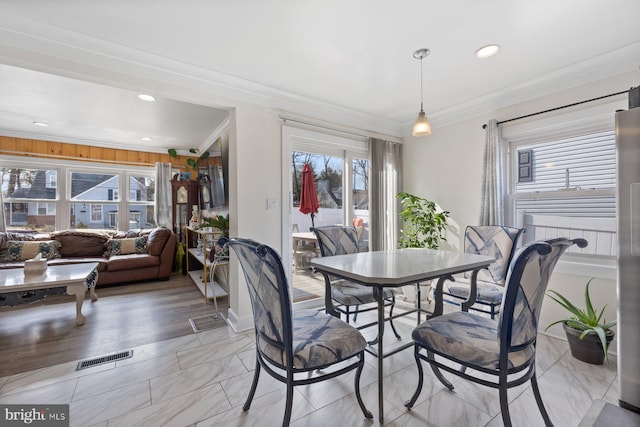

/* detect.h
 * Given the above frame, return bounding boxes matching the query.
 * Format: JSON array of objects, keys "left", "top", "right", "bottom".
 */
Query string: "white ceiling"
[{"left": 0, "top": 1, "right": 639, "bottom": 151}]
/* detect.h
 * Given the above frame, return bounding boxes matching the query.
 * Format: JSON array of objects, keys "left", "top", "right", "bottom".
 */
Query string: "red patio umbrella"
[{"left": 299, "top": 163, "right": 319, "bottom": 227}]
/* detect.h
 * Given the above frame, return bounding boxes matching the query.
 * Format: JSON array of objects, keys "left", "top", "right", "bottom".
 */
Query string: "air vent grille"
[{"left": 76, "top": 350, "right": 133, "bottom": 370}]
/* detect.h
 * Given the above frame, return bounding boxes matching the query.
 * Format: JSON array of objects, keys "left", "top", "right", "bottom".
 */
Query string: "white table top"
[
  {"left": 310, "top": 248, "right": 493, "bottom": 287},
  {"left": 0, "top": 262, "right": 99, "bottom": 291},
  {"left": 292, "top": 232, "right": 317, "bottom": 241}
]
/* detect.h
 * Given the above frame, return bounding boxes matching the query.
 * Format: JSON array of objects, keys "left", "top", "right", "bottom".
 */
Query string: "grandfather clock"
[{"left": 171, "top": 174, "right": 198, "bottom": 247}]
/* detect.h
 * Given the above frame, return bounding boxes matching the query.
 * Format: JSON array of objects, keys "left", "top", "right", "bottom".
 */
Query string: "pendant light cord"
[{"left": 419, "top": 57, "right": 424, "bottom": 112}]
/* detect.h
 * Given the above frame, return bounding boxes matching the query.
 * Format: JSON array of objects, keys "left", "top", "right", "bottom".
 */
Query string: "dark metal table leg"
[{"left": 376, "top": 286, "right": 385, "bottom": 423}]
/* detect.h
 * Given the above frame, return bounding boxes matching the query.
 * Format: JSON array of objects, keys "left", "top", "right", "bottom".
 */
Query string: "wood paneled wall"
[{"left": 0, "top": 136, "right": 220, "bottom": 179}]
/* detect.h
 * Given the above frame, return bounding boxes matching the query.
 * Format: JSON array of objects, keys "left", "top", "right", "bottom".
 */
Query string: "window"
[
  {"left": 108, "top": 189, "right": 119, "bottom": 201},
  {"left": 1, "top": 168, "right": 57, "bottom": 231},
  {"left": 0, "top": 157, "right": 156, "bottom": 231},
  {"left": 90, "top": 204, "right": 103, "bottom": 222},
  {"left": 508, "top": 130, "right": 616, "bottom": 257},
  {"left": 46, "top": 171, "right": 57, "bottom": 189}
]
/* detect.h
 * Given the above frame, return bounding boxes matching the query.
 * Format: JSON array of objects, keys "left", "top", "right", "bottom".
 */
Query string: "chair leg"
[
  {"left": 531, "top": 372, "right": 554, "bottom": 427},
  {"left": 427, "top": 350, "right": 454, "bottom": 391},
  {"left": 243, "top": 357, "right": 261, "bottom": 411},
  {"left": 355, "top": 352, "right": 373, "bottom": 418},
  {"left": 499, "top": 375, "right": 512, "bottom": 427},
  {"left": 405, "top": 345, "right": 424, "bottom": 409},
  {"left": 387, "top": 296, "right": 401, "bottom": 339},
  {"left": 345, "top": 305, "right": 350, "bottom": 323},
  {"left": 282, "top": 376, "right": 294, "bottom": 427},
  {"left": 353, "top": 305, "right": 359, "bottom": 322}
]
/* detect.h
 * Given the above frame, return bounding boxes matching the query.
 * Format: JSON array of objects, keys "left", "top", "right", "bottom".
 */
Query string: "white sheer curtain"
[
  {"left": 154, "top": 162, "right": 173, "bottom": 229},
  {"left": 479, "top": 119, "right": 506, "bottom": 225},
  {"left": 369, "top": 138, "right": 402, "bottom": 251}
]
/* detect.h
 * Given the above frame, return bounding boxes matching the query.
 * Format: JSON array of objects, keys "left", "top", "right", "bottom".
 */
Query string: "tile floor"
[{"left": 0, "top": 302, "right": 619, "bottom": 427}]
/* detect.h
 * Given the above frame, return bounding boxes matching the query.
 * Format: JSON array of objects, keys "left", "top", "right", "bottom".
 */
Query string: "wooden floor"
[{"left": 0, "top": 274, "right": 226, "bottom": 378}]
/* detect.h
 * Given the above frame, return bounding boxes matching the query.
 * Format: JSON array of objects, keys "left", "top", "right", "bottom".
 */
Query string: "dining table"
[{"left": 310, "top": 247, "right": 493, "bottom": 423}]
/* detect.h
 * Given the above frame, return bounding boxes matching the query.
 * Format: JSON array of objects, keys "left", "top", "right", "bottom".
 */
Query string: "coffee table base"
[{"left": 66, "top": 283, "right": 98, "bottom": 325}]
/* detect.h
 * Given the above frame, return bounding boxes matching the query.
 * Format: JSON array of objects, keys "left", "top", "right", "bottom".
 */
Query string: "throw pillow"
[
  {"left": 105, "top": 236, "right": 148, "bottom": 257},
  {"left": 1, "top": 240, "right": 61, "bottom": 261}
]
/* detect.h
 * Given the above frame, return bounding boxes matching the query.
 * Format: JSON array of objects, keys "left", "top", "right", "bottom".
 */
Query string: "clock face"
[{"left": 177, "top": 186, "right": 188, "bottom": 204}]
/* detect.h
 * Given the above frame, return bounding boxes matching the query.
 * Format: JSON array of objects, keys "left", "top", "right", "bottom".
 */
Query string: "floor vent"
[
  {"left": 189, "top": 314, "right": 227, "bottom": 333},
  {"left": 76, "top": 350, "right": 133, "bottom": 370}
]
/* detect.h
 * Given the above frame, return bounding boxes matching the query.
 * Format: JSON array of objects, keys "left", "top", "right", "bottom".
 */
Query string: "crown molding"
[
  {"left": 419, "top": 42, "right": 640, "bottom": 132},
  {"left": 0, "top": 13, "right": 637, "bottom": 140},
  {"left": 0, "top": 13, "right": 404, "bottom": 137}
]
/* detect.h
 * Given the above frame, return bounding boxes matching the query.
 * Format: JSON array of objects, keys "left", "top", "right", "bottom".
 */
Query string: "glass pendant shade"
[{"left": 412, "top": 110, "right": 431, "bottom": 136}]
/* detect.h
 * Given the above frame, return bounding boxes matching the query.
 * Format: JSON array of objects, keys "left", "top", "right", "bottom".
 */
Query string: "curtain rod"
[
  {"left": 279, "top": 115, "right": 369, "bottom": 138},
  {"left": 481, "top": 89, "right": 630, "bottom": 129}
]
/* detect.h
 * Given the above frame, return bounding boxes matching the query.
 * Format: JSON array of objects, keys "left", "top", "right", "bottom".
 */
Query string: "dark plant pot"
[{"left": 563, "top": 322, "right": 614, "bottom": 365}]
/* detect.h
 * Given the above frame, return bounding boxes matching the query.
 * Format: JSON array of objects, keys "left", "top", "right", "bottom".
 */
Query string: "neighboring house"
[{"left": 5, "top": 171, "right": 149, "bottom": 230}]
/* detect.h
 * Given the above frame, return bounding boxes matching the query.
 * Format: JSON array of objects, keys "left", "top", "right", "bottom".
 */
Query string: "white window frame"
[
  {"left": 0, "top": 155, "right": 156, "bottom": 231},
  {"left": 502, "top": 101, "right": 622, "bottom": 279},
  {"left": 282, "top": 125, "right": 370, "bottom": 308}
]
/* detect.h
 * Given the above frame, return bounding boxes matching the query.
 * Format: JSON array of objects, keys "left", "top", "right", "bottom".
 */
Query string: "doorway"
[{"left": 282, "top": 126, "right": 370, "bottom": 306}]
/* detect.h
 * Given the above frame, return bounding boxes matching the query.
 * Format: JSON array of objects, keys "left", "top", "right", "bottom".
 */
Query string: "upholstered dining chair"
[
  {"left": 405, "top": 237, "right": 587, "bottom": 427},
  {"left": 311, "top": 225, "right": 401, "bottom": 342},
  {"left": 441, "top": 225, "right": 524, "bottom": 318},
  {"left": 228, "top": 238, "right": 372, "bottom": 427}
]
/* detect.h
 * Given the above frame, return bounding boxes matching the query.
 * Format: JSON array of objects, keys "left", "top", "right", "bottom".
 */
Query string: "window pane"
[
  {"left": 70, "top": 172, "right": 118, "bottom": 202},
  {"left": 130, "top": 175, "right": 155, "bottom": 202},
  {"left": 1, "top": 168, "right": 57, "bottom": 231},
  {"left": 352, "top": 157, "right": 369, "bottom": 249},
  {"left": 129, "top": 204, "right": 155, "bottom": 229},
  {"left": 510, "top": 130, "right": 616, "bottom": 257},
  {"left": 70, "top": 203, "right": 117, "bottom": 229},
  {"left": 292, "top": 152, "right": 343, "bottom": 210},
  {"left": 515, "top": 131, "right": 615, "bottom": 194},
  {"left": 1, "top": 168, "right": 57, "bottom": 200}
]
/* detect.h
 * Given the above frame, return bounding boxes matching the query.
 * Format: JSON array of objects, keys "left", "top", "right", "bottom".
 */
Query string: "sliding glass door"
[{"left": 283, "top": 126, "right": 369, "bottom": 306}]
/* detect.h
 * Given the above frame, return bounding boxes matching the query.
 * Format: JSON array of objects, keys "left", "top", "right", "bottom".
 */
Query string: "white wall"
[
  {"left": 402, "top": 70, "right": 638, "bottom": 350},
  {"left": 225, "top": 103, "right": 284, "bottom": 331}
]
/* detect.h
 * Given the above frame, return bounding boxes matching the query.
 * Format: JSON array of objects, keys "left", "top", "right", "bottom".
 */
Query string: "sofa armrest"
[{"left": 157, "top": 232, "right": 177, "bottom": 279}]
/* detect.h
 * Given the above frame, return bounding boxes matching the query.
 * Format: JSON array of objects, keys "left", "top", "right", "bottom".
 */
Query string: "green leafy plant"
[
  {"left": 397, "top": 191, "right": 450, "bottom": 249},
  {"left": 200, "top": 214, "right": 229, "bottom": 236},
  {"left": 167, "top": 148, "right": 210, "bottom": 171},
  {"left": 545, "top": 278, "right": 616, "bottom": 360}
]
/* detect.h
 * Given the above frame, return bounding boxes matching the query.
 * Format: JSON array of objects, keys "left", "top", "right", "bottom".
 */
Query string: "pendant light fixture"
[{"left": 412, "top": 48, "right": 432, "bottom": 137}]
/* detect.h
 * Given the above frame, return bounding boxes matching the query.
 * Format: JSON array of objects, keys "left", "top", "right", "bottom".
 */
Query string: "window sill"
[{"left": 553, "top": 255, "right": 616, "bottom": 280}]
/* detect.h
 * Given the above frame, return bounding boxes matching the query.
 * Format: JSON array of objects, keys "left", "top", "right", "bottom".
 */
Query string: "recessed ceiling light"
[
  {"left": 137, "top": 94, "right": 156, "bottom": 102},
  {"left": 475, "top": 44, "right": 500, "bottom": 59},
  {"left": 141, "top": 137, "right": 152, "bottom": 141},
  {"left": 32, "top": 121, "right": 49, "bottom": 127}
]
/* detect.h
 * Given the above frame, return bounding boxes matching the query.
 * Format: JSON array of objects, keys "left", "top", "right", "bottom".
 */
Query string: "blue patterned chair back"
[
  {"left": 498, "top": 238, "right": 586, "bottom": 350},
  {"left": 228, "top": 238, "right": 292, "bottom": 363},
  {"left": 464, "top": 225, "right": 524, "bottom": 285},
  {"left": 311, "top": 226, "right": 360, "bottom": 256}
]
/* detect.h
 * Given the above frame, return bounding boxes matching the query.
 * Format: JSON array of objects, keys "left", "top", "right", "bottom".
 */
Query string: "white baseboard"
[{"left": 227, "top": 308, "right": 254, "bottom": 333}]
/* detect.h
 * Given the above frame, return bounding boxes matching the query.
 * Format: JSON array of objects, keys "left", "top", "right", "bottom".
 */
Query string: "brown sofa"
[{"left": 0, "top": 227, "right": 176, "bottom": 286}]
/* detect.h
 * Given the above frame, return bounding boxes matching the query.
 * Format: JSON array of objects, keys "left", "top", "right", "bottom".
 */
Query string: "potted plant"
[
  {"left": 168, "top": 148, "right": 210, "bottom": 171},
  {"left": 199, "top": 214, "right": 230, "bottom": 260},
  {"left": 397, "top": 191, "right": 450, "bottom": 249},
  {"left": 396, "top": 191, "right": 450, "bottom": 302},
  {"left": 545, "top": 278, "right": 616, "bottom": 364}
]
